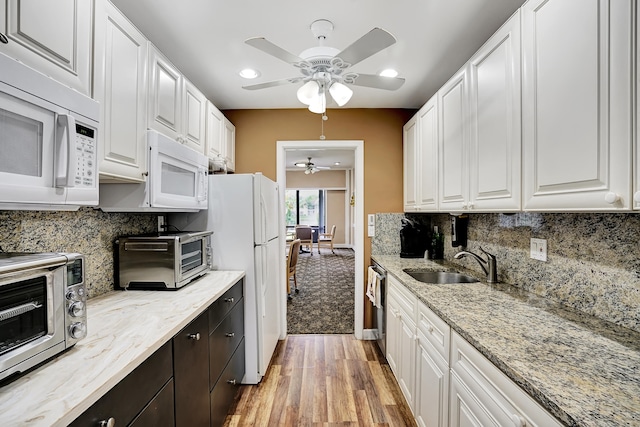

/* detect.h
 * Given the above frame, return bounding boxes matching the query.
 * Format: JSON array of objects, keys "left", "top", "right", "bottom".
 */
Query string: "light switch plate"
[
  {"left": 368, "top": 214, "right": 375, "bottom": 226},
  {"left": 530, "top": 238, "right": 547, "bottom": 262},
  {"left": 367, "top": 225, "right": 375, "bottom": 237}
]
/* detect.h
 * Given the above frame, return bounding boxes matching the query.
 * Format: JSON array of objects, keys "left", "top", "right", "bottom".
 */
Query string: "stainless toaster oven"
[{"left": 115, "top": 231, "right": 212, "bottom": 290}]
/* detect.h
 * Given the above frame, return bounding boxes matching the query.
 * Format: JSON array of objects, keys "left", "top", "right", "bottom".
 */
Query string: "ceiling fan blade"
[
  {"left": 242, "top": 77, "right": 303, "bottom": 90},
  {"left": 349, "top": 73, "right": 405, "bottom": 91},
  {"left": 335, "top": 28, "right": 396, "bottom": 67},
  {"left": 245, "top": 37, "right": 305, "bottom": 65}
]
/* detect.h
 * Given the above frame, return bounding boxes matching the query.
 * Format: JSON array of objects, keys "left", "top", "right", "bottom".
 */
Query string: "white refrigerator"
[{"left": 170, "top": 173, "right": 281, "bottom": 384}]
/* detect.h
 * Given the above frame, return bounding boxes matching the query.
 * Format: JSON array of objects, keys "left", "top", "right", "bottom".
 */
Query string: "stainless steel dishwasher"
[{"left": 370, "top": 260, "right": 387, "bottom": 355}]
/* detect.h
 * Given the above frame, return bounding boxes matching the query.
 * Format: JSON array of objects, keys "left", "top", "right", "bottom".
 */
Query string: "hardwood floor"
[{"left": 224, "top": 335, "right": 417, "bottom": 427}]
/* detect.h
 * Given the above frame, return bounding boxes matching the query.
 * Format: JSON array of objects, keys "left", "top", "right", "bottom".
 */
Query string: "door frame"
[{"left": 277, "top": 140, "right": 364, "bottom": 339}]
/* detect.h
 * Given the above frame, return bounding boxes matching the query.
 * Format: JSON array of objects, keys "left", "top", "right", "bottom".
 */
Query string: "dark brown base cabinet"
[{"left": 71, "top": 279, "right": 244, "bottom": 426}]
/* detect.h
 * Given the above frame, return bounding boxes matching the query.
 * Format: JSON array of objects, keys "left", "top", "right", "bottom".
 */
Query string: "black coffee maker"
[{"left": 400, "top": 218, "right": 429, "bottom": 258}]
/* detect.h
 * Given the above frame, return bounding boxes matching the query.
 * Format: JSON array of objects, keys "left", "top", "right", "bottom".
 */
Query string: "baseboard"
[{"left": 361, "top": 329, "right": 379, "bottom": 340}]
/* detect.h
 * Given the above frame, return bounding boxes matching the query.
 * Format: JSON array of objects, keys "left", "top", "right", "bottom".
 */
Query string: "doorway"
[{"left": 277, "top": 140, "right": 364, "bottom": 339}]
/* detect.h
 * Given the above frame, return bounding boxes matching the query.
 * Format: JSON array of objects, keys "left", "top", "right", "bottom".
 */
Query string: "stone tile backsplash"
[
  {"left": 373, "top": 212, "right": 640, "bottom": 333},
  {"left": 0, "top": 208, "right": 156, "bottom": 298}
]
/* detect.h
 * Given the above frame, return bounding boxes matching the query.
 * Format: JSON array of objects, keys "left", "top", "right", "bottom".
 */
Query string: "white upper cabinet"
[
  {"left": 223, "top": 118, "right": 236, "bottom": 172},
  {"left": 0, "top": 0, "right": 93, "bottom": 96},
  {"left": 417, "top": 96, "right": 439, "bottom": 211},
  {"left": 148, "top": 44, "right": 183, "bottom": 141},
  {"left": 468, "top": 11, "right": 521, "bottom": 212},
  {"left": 183, "top": 79, "right": 207, "bottom": 154},
  {"left": 438, "top": 67, "right": 469, "bottom": 212},
  {"left": 403, "top": 115, "right": 418, "bottom": 211},
  {"left": 94, "top": 0, "right": 148, "bottom": 183},
  {"left": 148, "top": 44, "right": 207, "bottom": 154},
  {"left": 635, "top": 3, "right": 640, "bottom": 211},
  {"left": 522, "top": 0, "right": 633, "bottom": 211}
]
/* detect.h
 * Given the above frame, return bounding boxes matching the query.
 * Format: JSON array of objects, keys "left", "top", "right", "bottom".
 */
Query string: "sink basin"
[{"left": 403, "top": 269, "right": 479, "bottom": 284}]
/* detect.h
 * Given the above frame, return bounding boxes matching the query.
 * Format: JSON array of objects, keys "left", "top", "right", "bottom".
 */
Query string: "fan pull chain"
[{"left": 320, "top": 113, "right": 328, "bottom": 140}]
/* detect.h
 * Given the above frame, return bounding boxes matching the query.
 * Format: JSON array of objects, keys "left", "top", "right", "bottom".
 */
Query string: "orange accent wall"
[{"left": 222, "top": 108, "right": 416, "bottom": 328}]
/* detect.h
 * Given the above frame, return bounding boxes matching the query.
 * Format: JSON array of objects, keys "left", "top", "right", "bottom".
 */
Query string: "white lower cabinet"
[{"left": 385, "top": 279, "right": 562, "bottom": 427}]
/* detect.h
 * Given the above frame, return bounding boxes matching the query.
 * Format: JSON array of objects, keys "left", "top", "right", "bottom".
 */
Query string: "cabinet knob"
[
  {"left": 634, "top": 191, "right": 640, "bottom": 203},
  {"left": 188, "top": 333, "right": 201, "bottom": 341},
  {"left": 0, "top": 33, "right": 8, "bottom": 44},
  {"left": 99, "top": 418, "right": 116, "bottom": 427},
  {"left": 225, "top": 332, "right": 235, "bottom": 338},
  {"left": 427, "top": 325, "right": 434, "bottom": 333},
  {"left": 468, "top": 202, "right": 474, "bottom": 210},
  {"left": 604, "top": 192, "right": 620, "bottom": 204},
  {"left": 511, "top": 413, "right": 526, "bottom": 427},
  {"left": 227, "top": 379, "right": 237, "bottom": 385},
  {"left": 224, "top": 297, "right": 235, "bottom": 303}
]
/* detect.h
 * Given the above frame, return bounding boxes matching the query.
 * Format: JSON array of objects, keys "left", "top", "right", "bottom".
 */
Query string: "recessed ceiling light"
[
  {"left": 294, "top": 162, "right": 306, "bottom": 167},
  {"left": 379, "top": 69, "right": 399, "bottom": 78},
  {"left": 239, "top": 68, "right": 260, "bottom": 79},
  {"left": 334, "top": 162, "right": 341, "bottom": 166}
]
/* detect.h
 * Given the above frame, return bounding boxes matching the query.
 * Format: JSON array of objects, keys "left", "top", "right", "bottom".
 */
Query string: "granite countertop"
[
  {"left": 0, "top": 270, "right": 245, "bottom": 427},
  {"left": 372, "top": 255, "right": 640, "bottom": 427}
]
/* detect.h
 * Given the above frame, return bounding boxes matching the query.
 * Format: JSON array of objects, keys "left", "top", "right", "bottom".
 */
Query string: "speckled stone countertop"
[
  {"left": 0, "top": 270, "right": 245, "bottom": 427},
  {"left": 372, "top": 255, "right": 640, "bottom": 427}
]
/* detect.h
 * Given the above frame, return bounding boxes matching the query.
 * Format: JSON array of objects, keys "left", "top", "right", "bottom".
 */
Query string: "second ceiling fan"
[
  {"left": 295, "top": 157, "right": 331, "bottom": 174},
  {"left": 243, "top": 19, "right": 405, "bottom": 113}
]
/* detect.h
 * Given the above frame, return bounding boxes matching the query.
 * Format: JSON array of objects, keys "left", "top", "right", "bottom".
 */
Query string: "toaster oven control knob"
[
  {"left": 70, "top": 322, "right": 87, "bottom": 339},
  {"left": 69, "top": 301, "right": 85, "bottom": 317},
  {"left": 66, "top": 289, "right": 76, "bottom": 300}
]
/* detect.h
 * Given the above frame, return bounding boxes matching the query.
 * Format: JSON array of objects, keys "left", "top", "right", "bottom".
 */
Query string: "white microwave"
[
  {"left": 0, "top": 53, "right": 99, "bottom": 211},
  {"left": 99, "top": 130, "right": 208, "bottom": 212}
]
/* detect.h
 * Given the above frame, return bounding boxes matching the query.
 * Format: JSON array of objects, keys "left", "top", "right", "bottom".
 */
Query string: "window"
[{"left": 285, "top": 189, "right": 325, "bottom": 227}]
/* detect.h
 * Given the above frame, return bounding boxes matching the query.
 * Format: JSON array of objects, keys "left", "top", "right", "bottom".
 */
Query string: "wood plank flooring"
[{"left": 224, "top": 335, "right": 417, "bottom": 427}]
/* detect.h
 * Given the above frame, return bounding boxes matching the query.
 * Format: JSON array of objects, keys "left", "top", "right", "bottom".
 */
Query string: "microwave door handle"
[
  {"left": 197, "top": 167, "right": 206, "bottom": 202},
  {"left": 55, "top": 114, "right": 77, "bottom": 188}
]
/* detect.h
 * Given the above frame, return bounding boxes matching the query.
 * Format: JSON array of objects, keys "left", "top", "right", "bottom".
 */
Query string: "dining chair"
[
  {"left": 294, "top": 225, "right": 313, "bottom": 255},
  {"left": 286, "top": 239, "right": 301, "bottom": 299},
  {"left": 317, "top": 225, "right": 336, "bottom": 254}
]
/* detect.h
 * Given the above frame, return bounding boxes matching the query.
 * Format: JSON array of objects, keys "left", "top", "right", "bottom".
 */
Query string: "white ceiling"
[{"left": 110, "top": 0, "right": 525, "bottom": 170}]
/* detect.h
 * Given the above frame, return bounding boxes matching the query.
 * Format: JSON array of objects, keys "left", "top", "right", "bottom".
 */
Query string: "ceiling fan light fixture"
[
  {"left": 379, "top": 68, "right": 399, "bottom": 78},
  {"left": 297, "top": 81, "right": 319, "bottom": 105},
  {"left": 329, "top": 82, "right": 353, "bottom": 107},
  {"left": 308, "top": 91, "right": 326, "bottom": 114},
  {"left": 239, "top": 68, "right": 260, "bottom": 79}
]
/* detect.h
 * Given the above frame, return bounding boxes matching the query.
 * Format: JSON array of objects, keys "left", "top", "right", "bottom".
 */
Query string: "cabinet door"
[
  {"left": 438, "top": 67, "right": 469, "bottom": 212},
  {"left": 0, "top": 0, "right": 92, "bottom": 95},
  {"left": 386, "top": 293, "right": 401, "bottom": 376},
  {"left": 449, "top": 372, "right": 493, "bottom": 427},
  {"left": 398, "top": 310, "right": 416, "bottom": 411},
  {"left": 417, "top": 97, "right": 439, "bottom": 211},
  {"left": 183, "top": 79, "right": 207, "bottom": 154},
  {"left": 223, "top": 118, "right": 236, "bottom": 171},
  {"left": 206, "top": 101, "right": 224, "bottom": 159},
  {"left": 522, "top": 0, "right": 632, "bottom": 211},
  {"left": 403, "top": 114, "right": 418, "bottom": 211},
  {"left": 415, "top": 331, "right": 449, "bottom": 427},
  {"left": 94, "top": 0, "right": 148, "bottom": 183},
  {"left": 468, "top": 11, "right": 521, "bottom": 212},
  {"left": 173, "top": 310, "right": 210, "bottom": 426},
  {"left": 148, "top": 44, "right": 182, "bottom": 141}
]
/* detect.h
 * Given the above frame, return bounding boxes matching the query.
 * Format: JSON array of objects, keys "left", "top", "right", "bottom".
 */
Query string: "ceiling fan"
[
  {"left": 243, "top": 19, "right": 405, "bottom": 113},
  {"left": 295, "top": 157, "right": 330, "bottom": 174}
]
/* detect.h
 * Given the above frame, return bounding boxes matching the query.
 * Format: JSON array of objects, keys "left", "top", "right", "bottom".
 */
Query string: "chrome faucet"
[{"left": 454, "top": 247, "right": 498, "bottom": 283}]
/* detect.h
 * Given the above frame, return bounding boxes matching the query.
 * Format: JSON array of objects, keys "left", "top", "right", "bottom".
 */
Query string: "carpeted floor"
[{"left": 286, "top": 248, "right": 355, "bottom": 334}]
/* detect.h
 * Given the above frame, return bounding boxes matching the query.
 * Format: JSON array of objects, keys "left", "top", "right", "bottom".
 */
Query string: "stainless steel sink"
[{"left": 403, "top": 269, "right": 479, "bottom": 284}]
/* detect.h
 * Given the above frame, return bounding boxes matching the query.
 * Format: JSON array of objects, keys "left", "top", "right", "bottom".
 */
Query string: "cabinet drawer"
[
  {"left": 450, "top": 331, "right": 562, "bottom": 427},
  {"left": 388, "top": 275, "right": 417, "bottom": 319},
  {"left": 210, "top": 339, "right": 246, "bottom": 427},
  {"left": 417, "top": 300, "right": 450, "bottom": 361},
  {"left": 209, "top": 298, "right": 244, "bottom": 389},
  {"left": 70, "top": 341, "right": 173, "bottom": 426},
  {"left": 129, "top": 378, "right": 175, "bottom": 427},
  {"left": 209, "top": 279, "right": 243, "bottom": 331}
]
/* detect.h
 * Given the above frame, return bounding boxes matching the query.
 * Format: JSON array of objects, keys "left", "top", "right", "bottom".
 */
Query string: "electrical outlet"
[{"left": 530, "top": 238, "right": 547, "bottom": 262}]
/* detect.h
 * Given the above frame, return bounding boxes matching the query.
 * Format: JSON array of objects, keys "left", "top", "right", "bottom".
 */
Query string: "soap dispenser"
[{"left": 430, "top": 226, "right": 444, "bottom": 259}]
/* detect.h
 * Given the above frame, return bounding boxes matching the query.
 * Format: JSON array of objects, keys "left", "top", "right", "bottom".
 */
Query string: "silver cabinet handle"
[
  {"left": 99, "top": 418, "right": 115, "bottom": 427},
  {"left": 225, "top": 332, "right": 235, "bottom": 338},
  {"left": 227, "top": 379, "right": 236, "bottom": 385},
  {"left": 0, "top": 33, "right": 7, "bottom": 44},
  {"left": 188, "top": 333, "right": 201, "bottom": 341},
  {"left": 224, "top": 297, "right": 234, "bottom": 303}
]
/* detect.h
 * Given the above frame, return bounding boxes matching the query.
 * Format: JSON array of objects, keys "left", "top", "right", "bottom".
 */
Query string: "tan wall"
[
  {"left": 286, "top": 170, "right": 346, "bottom": 188},
  {"left": 223, "top": 108, "right": 416, "bottom": 327}
]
